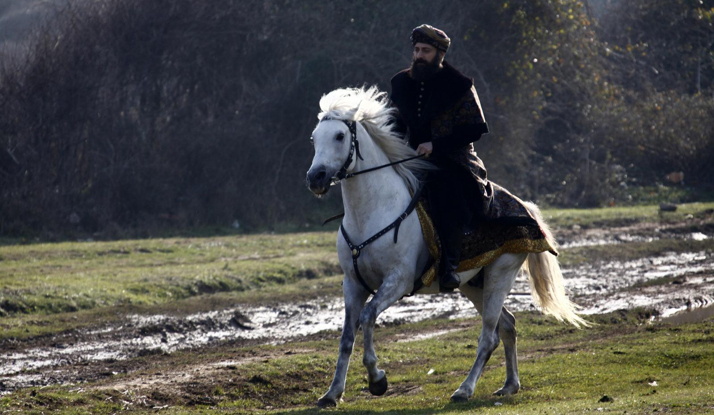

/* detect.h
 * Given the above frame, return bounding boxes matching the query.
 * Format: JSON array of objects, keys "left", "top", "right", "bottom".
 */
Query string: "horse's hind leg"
[
  {"left": 360, "top": 275, "right": 409, "bottom": 396},
  {"left": 494, "top": 307, "right": 520, "bottom": 396},
  {"left": 461, "top": 282, "right": 522, "bottom": 397},
  {"left": 451, "top": 253, "right": 526, "bottom": 402},
  {"left": 317, "top": 278, "right": 370, "bottom": 408}
]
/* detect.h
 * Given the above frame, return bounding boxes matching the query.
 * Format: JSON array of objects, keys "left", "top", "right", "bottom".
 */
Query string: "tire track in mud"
[{"left": 1, "top": 231, "right": 712, "bottom": 393}]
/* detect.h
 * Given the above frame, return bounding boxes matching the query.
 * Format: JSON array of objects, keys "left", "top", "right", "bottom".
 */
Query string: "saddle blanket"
[{"left": 416, "top": 183, "right": 558, "bottom": 287}]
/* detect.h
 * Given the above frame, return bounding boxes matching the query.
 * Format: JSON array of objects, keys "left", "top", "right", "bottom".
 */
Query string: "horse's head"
[{"left": 306, "top": 118, "right": 355, "bottom": 196}]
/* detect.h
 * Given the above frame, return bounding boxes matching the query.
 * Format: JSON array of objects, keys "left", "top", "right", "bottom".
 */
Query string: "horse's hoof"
[
  {"left": 368, "top": 374, "right": 388, "bottom": 396},
  {"left": 493, "top": 382, "right": 520, "bottom": 396},
  {"left": 450, "top": 392, "right": 469, "bottom": 403},
  {"left": 316, "top": 397, "right": 337, "bottom": 408}
]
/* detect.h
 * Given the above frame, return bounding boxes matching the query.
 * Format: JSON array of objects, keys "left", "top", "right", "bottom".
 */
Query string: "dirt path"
[{"left": 1, "top": 222, "right": 712, "bottom": 395}]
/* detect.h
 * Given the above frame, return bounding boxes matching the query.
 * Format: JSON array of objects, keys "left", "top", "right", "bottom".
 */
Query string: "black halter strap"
[{"left": 339, "top": 185, "right": 424, "bottom": 297}]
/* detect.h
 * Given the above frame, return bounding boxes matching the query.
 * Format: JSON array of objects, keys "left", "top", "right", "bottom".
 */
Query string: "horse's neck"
[{"left": 341, "top": 134, "right": 411, "bottom": 237}]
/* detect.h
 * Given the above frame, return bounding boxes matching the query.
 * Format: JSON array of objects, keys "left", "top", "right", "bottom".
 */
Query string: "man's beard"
[{"left": 409, "top": 55, "right": 441, "bottom": 81}]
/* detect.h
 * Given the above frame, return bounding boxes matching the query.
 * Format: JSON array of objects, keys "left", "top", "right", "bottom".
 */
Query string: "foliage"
[
  {"left": 595, "top": 0, "right": 714, "bottom": 194},
  {"left": 0, "top": 0, "right": 712, "bottom": 234}
]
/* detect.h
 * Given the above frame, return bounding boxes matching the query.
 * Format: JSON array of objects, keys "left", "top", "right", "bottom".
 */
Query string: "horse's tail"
[{"left": 522, "top": 202, "right": 589, "bottom": 328}]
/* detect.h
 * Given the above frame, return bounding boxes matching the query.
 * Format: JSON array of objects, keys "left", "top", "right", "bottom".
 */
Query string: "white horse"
[{"left": 306, "top": 86, "right": 587, "bottom": 407}]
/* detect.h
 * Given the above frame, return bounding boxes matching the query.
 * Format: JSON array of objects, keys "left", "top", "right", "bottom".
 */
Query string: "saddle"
[{"left": 416, "top": 183, "right": 558, "bottom": 287}]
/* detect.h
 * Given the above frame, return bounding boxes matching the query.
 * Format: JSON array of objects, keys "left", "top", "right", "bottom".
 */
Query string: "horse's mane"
[{"left": 318, "top": 86, "right": 433, "bottom": 193}]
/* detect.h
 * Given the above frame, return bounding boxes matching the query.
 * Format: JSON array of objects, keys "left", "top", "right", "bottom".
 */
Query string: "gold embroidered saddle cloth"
[{"left": 416, "top": 183, "right": 558, "bottom": 287}]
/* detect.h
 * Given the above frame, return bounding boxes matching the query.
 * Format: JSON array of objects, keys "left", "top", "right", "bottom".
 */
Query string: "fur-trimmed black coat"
[{"left": 390, "top": 61, "right": 493, "bottom": 217}]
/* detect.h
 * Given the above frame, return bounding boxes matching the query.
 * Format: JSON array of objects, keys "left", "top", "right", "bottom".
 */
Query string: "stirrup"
[{"left": 440, "top": 271, "right": 461, "bottom": 290}]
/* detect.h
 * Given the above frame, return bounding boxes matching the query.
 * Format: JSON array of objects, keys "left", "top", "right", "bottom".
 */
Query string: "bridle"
[
  {"left": 311, "top": 115, "right": 427, "bottom": 298},
  {"left": 317, "top": 116, "right": 363, "bottom": 186},
  {"left": 312, "top": 116, "right": 425, "bottom": 186}
]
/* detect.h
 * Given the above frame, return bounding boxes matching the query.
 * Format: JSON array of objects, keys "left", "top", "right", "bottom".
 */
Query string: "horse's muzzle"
[{"left": 306, "top": 166, "right": 331, "bottom": 195}]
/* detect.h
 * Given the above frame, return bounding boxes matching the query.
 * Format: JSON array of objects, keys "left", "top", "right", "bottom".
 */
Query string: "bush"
[{"left": 0, "top": 0, "right": 711, "bottom": 236}]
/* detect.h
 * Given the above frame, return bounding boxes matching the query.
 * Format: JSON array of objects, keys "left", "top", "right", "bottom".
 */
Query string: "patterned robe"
[{"left": 390, "top": 60, "right": 493, "bottom": 218}]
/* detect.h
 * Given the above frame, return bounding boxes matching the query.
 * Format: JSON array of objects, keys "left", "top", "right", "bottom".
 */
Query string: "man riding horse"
[{"left": 390, "top": 24, "right": 492, "bottom": 290}]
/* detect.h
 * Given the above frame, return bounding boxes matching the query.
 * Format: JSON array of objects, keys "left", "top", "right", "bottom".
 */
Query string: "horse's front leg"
[
  {"left": 360, "top": 275, "right": 409, "bottom": 396},
  {"left": 317, "top": 277, "right": 369, "bottom": 408}
]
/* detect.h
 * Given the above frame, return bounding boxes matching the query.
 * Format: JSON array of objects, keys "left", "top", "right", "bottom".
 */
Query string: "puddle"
[
  {"left": 691, "top": 232, "right": 709, "bottom": 241},
  {"left": 559, "top": 234, "right": 659, "bottom": 249},
  {"left": 1, "top": 250, "right": 713, "bottom": 393},
  {"left": 558, "top": 231, "right": 708, "bottom": 249},
  {"left": 661, "top": 303, "right": 714, "bottom": 325},
  {"left": 565, "top": 251, "right": 714, "bottom": 315},
  {"left": 0, "top": 296, "right": 475, "bottom": 381}
]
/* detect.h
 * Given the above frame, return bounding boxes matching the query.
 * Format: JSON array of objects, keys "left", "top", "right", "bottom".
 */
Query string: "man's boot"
[{"left": 440, "top": 228, "right": 463, "bottom": 290}]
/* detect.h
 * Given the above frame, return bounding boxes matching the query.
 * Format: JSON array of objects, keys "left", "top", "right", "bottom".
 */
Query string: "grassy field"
[
  {"left": 1, "top": 202, "right": 713, "bottom": 414},
  {"left": 541, "top": 201, "right": 714, "bottom": 229},
  {"left": 1, "top": 202, "right": 713, "bottom": 341},
  {"left": 1, "top": 309, "right": 713, "bottom": 414},
  {"left": 0, "top": 231, "right": 344, "bottom": 341},
  {"left": 0, "top": 233, "right": 339, "bottom": 312}
]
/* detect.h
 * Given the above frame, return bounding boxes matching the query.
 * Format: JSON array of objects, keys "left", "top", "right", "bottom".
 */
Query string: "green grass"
[
  {"left": 542, "top": 201, "right": 714, "bottom": 229},
  {"left": 0, "top": 233, "right": 339, "bottom": 317},
  {"left": 2, "top": 202, "right": 714, "bottom": 414},
  {"left": 559, "top": 238, "right": 714, "bottom": 267},
  {"left": 1, "top": 202, "right": 713, "bottom": 340},
  {"left": 619, "top": 185, "right": 713, "bottom": 206},
  {"left": 2, "top": 310, "right": 713, "bottom": 414},
  {"left": 0, "top": 274, "right": 345, "bottom": 341}
]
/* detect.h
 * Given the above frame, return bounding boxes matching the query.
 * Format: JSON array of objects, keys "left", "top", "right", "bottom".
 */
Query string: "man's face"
[
  {"left": 409, "top": 42, "right": 443, "bottom": 81},
  {"left": 413, "top": 43, "right": 439, "bottom": 65}
]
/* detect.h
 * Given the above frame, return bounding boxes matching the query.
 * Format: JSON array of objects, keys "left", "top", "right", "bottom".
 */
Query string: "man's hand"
[{"left": 417, "top": 142, "right": 433, "bottom": 156}]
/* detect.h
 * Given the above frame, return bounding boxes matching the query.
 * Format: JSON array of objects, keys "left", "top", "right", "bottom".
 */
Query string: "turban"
[{"left": 410, "top": 24, "right": 450, "bottom": 52}]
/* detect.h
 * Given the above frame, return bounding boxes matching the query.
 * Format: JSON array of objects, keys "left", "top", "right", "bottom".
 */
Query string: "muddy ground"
[{"left": 1, "top": 219, "right": 713, "bottom": 398}]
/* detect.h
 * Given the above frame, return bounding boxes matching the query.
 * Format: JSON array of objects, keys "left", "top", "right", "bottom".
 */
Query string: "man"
[{"left": 390, "top": 24, "right": 492, "bottom": 290}]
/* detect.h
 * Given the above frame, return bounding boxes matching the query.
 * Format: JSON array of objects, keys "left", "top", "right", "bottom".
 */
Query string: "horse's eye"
[
  {"left": 309, "top": 136, "right": 314, "bottom": 145},
  {"left": 336, "top": 133, "right": 345, "bottom": 141}
]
